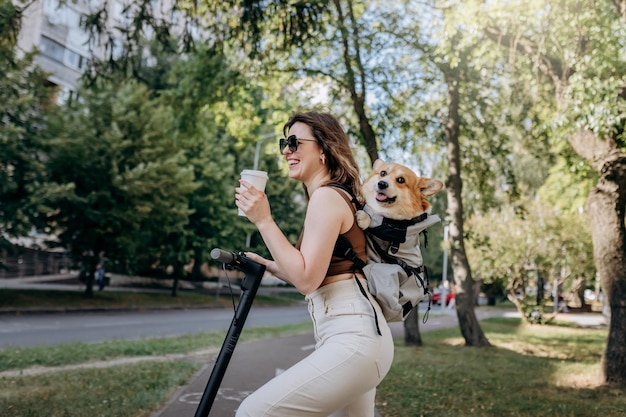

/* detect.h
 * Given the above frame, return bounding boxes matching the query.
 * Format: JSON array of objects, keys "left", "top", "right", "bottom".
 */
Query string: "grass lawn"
[
  {"left": 376, "top": 317, "right": 625, "bottom": 417},
  {"left": 0, "top": 322, "right": 313, "bottom": 417},
  {"left": 0, "top": 287, "right": 304, "bottom": 311}
]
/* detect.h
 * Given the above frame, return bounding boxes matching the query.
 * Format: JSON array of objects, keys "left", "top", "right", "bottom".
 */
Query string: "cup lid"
[{"left": 241, "top": 170, "right": 268, "bottom": 178}]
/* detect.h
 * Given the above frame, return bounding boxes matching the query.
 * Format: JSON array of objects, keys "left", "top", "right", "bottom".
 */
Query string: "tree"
[
  {"left": 47, "top": 6, "right": 306, "bottom": 293},
  {"left": 466, "top": 201, "right": 595, "bottom": 323},
  {"left": 37, "top": 80, "right": 198, "bottom": 296},
  {"left": 478, "top": 0, "right": 626, "bottom": 385},
  {"left": 150, "top": 42, "right": 307, "bottom": 291},
  {"left": 378, "top": 1, "right": 516, "bottom": 347},
  {"left": 0, "top": 1, "right": 57, "bottom": 268}
]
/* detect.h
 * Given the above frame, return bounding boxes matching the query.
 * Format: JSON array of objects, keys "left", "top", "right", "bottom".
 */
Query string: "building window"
[
  {"left": 66, "top": 49, "right": 87, "bottom": 70},
  {"left": 39, "top": 36, "right": 88, "bottom": 70},
  {"left": 39, "top": 36, "right": 65, "bottom": 63}
]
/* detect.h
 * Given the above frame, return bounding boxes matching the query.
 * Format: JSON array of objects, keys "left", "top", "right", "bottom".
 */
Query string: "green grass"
[
  {"left": 0, "top": 322, "right": 313, "bottom": 372},
  {"left": 376, "top": 318, "right": 625, "bottom": 417},
  {"left": 1, "top": 361, "right": 198, "bottom": 417},
  {"left": 0, "top": 288, "right": 304, "bottom": 311},
  {"left": 0, "top": 322, "right": 313, "bottom": 417}
]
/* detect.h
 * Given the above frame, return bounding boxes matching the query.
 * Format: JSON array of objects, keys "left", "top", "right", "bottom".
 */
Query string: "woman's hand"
[
  {"left": 235, "top": 180, "right": 272, "bottom": 226},
  {"left": 243, "top": 252, "right": 282, "bottom": 278}
]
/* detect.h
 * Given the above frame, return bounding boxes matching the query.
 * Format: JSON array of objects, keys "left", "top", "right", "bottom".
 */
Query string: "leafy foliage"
[
  {"left": 1, "top": 4, "right": 56, "bottom": 234},
  {"left": 0, "top": 1, "right": 59, "bottom": 267},
  {"left": 37, "top": 80, "right": 197, "bottom": 275},
  {"left": 466, "top": 201, "right": 595, "bottom": 323}
]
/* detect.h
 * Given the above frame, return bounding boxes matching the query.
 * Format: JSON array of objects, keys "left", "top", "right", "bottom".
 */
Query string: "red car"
[{"left": 431, "top": 290, "right": 455, "bottom": 305}]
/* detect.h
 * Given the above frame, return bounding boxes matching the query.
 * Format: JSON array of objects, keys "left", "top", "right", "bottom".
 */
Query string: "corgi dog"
[
  {"left": 351, "top": 158, "right": 444, "bottom": 321},
  {"left": 356, "top": 159, "right": 444, "bottom": 229}
]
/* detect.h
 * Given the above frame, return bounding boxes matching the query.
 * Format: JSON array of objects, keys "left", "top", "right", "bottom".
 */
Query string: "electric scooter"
[{"left": 194, "top": 248, "right": 266, "bottom": 417}]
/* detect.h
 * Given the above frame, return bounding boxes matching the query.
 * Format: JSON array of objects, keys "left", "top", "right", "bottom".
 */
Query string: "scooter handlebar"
[
  {"left": 210, "top": 248, "right": 266, "bottom": 280},
  {"left": 210, "top": 248, "right": 239, "bottom": 264}
]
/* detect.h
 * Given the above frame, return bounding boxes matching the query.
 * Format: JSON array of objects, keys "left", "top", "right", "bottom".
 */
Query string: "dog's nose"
[{"left": 377, "top": 180, "right": 388, "bottom": 190}]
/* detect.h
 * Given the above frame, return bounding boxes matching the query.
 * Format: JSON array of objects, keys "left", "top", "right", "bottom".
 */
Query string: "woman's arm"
[{"left": 236, "top": 182, "right": 352, "bottom": 294}]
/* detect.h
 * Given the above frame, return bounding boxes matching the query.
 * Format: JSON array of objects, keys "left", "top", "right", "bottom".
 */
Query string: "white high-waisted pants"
[{"left": 236, "top": 278, "right": 394, "bottom": 417}]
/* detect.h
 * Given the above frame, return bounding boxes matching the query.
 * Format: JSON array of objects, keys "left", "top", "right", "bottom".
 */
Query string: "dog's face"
[{"left": 362, "top": 159, "right": 444, "bottom": 220}]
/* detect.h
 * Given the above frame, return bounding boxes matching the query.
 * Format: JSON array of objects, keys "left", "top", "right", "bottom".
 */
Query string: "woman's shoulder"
[
  {"left": 309, "top": 185, "right": 354, "bottom": 210},
  {"left": 310, "top": 185, "right": 342, "bottom": 200}
]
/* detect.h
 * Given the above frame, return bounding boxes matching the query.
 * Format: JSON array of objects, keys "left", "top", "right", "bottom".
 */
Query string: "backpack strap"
[
  {"left": 326, "top": 183, "right": 363, "bottom": 211},
  {"left": 326, "top": 184, "right": 382, "bottom": 336},
  {"left": 327, "top": 182, "right": 367, "bottom": 269},
  {"left": 333, "top": 235, "right": 366, "bottom": 270}
]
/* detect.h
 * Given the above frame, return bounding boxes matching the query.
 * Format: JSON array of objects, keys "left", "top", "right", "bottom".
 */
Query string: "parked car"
[{"left": 431, "top": 289, "right": 455, "bottom": 305}]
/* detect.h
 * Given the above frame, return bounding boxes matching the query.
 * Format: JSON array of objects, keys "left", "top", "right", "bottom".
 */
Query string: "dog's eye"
[
  {"left": 380, "top": 170, "right": 387, "bottom": 177},
  {"left": 397, "top": 177, "right": 405, "bottom": 184}
]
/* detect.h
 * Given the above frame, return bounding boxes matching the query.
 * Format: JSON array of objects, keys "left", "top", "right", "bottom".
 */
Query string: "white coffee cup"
[{"left": 238, "top": 169, "right": 269, "bottom": 217}]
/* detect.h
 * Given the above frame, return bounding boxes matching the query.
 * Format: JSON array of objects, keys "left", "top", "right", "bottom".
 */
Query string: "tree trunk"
[
  {"left": 403, "top": 306, "right": 423, "bottom": 346},
  {"left": 537, "top": 274, "right": 545, "bottom": 305},
  {"left": 353, "top": 94, "right": 379, "bottom": 163},
  {"left": 332, "top": 0, "right": 379, "bottom": 164},
  {"left": 85, "top": 269, "right": 95, "bottom": 297},
  {"left": 171, "top": 275, "right": 179, "bottom": 297},
  {"left": 443, "top": 70, "right": 491, "bottom": 347},
  {"left": 192, "top": 247, "right": 204, "bottom": 281},
  {"left": 584, "top": 150, "right": 626, "bottom": 384}
]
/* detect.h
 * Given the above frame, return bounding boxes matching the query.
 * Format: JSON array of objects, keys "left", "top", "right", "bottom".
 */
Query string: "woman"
[{"left": 235, "top": 111, "right": 394, "bottom": 417}]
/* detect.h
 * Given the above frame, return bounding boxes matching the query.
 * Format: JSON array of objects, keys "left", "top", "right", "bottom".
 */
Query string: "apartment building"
[
  {"left": 16, "top": 0, "right": 98, "bottom": 102},
  {"left": 15, "top": 0, "right": 185, "bottom": 103}
]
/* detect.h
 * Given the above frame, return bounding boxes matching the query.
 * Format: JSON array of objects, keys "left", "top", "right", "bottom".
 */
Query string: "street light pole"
[
  {"left": 246, "top": 132, "right": 280, "bottom": 247},
  {"left": 253, "top": 132, "right": 280, "bottom": 170},
  {"left": 253, "top": 141, "right": 263, "bottom": 171},
  {"left": 441, "top": 224, "right": 449, "bottom": 309}
]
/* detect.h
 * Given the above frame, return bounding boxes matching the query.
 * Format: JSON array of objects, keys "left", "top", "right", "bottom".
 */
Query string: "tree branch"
[
  {"left": 484, "top": 26, "right": 567, "bottom": 84},
  {"left": 614, "top": 0, "right": 626, "bottom": 21}
]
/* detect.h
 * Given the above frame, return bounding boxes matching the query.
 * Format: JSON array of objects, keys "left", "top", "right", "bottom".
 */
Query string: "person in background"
[
  {"left": 95, "top": 251, "right": 107, "bottom": 291},
  {"left": 235, "top": 111, "right": 394, "bottom": 417}
]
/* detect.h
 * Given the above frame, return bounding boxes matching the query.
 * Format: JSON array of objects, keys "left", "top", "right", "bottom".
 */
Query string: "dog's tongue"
[{"left": 376, "top": 192, "right": 388, "bottom": 202}]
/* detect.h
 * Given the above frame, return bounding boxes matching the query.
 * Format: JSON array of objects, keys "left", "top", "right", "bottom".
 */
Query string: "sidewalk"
[{"left": 0, "top": 273, "right": 170, "bottom": 293}]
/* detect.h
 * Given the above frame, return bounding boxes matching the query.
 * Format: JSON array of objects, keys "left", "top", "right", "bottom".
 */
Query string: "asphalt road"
[{"left": 0, "top": 306, "right": 311, "bottom": 348}]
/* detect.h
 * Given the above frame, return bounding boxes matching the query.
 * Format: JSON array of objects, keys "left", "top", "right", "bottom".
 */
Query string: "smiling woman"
[{"left": 234, "top": 111, "right": 394, "bottom": 417}]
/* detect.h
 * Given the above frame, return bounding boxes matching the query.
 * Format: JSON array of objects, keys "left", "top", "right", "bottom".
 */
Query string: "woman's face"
[{"left": 283, "top": 122, "right": 325, "bottom": 182}]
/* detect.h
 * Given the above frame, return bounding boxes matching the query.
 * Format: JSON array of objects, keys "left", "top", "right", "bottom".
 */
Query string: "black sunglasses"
[{"left": 279, "top": 135, "right": 317, "bottom": 152}]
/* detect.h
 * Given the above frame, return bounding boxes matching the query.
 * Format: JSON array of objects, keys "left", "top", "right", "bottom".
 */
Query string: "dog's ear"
[
  {"left": 420, "top": 178, "right": 444, "bottom": 197},
  {"left": 372, "top": 159, "right": 385, "bottom": 171}
]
